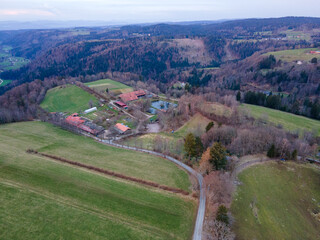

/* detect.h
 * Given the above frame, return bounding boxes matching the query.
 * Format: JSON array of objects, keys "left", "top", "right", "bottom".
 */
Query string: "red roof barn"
[{"left": 119, "top": 90, "right": 146, "bottom": 102}]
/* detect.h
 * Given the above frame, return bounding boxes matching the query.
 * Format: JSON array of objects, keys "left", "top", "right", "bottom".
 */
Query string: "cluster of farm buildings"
[
  {"left": 310, "top": 50, "right": 320, "bottom": 54},
  {"left": 63, "top": 90, "right": 148, "bottom": 136}
]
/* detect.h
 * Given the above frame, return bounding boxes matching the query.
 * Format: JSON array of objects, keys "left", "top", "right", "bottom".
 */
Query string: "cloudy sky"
[{"left": 0, "top": 0, "right": 319, "bottom": 23}]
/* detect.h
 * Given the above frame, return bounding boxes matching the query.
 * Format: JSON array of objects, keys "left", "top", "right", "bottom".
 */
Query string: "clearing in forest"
[
  {"left": 264, "top": 48, "right": 319, "bottom": 62},
  {"left": 84, "top": 79, "right": 133, "bottom": 95}
]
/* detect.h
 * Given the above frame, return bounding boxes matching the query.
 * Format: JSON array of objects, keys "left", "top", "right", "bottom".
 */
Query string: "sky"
[{"left": 0, "top": 0, "right": 319, "bottom": 24}]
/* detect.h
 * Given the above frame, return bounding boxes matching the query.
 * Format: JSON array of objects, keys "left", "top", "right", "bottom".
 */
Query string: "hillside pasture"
[
  {"left": 122, "top": 113, "right": 211, "bottom": 155},
  {"left": 232, "top": 162, "right": 320, "bottom": 240},
  {"left": 0, "top": 121, "right": 196, "bottom": 240},
  {"left": 198, "top": 102, "right": 233, "bottom": 117},
  {"left": 242, "top": 104, "right": 320, "bottom": 136},
  {"left": 0, "top": 122, "right": 196, "bottom": 239},
  {"left": 0, "top": 79, "right": 11, "bottom": 86},
  {"left": 0, "top": 121, "right": 190, "bottom": 191},
  {"left": 264, "top": 48, "right": 319, "bottom": 62},
  {"left": 85, "top": 79, "right": 133, "bottom": 95},
  {"left": 175, "top": 113, "right": 212, "bottom": 137},
  {"left": 40, "top": 85, "right": 99, "bottom": 114}
]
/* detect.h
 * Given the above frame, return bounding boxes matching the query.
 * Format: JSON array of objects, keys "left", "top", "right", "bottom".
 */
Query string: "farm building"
[
  {"left": 119, "top": 90, "right": 146, "bottom": 102},
  {"left": 84, "top": 107, "right": 97, "bottom": 114},
  {"left": 114, "top": 123, "right": 131, "bottom": 134},
  {"left": 114, "top": 101, "right": 128, "bottom": 109},
  {"left": 65, "top": 113, "right": 85, "bottom": 126},
  {"left": 65, "top": 113, "right": 104, "bottom": 136}
]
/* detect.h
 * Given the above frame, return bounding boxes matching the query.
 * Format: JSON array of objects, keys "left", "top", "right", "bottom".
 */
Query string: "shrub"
[
  {"left": 216, "top": 205, "right": 229, "bottom": 224},
  {"left": 267, "top": 144, "right": 276, "bottom": 158},
  {"left": 206, "top": 121, "right": 214, "bottom": 132}
]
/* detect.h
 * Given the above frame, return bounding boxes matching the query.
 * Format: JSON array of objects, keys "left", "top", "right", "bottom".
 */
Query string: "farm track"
[{"left": 26, "top": 150, "right": 190, "bottom": 196}]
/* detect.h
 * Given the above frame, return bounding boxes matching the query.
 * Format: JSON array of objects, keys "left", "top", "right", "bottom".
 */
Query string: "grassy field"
[
  {"left": 264, "top": 48, "right": 319, "bottom": 62},
  {"left": 0, "top": 121, "right": 196, "bottom": 240},
  {"left": 84, "top": 79, "right": 133, "bottom": 95},
  {"left": 0, "top": 45, "right": 29, "bottom": 71},
  {"left": 122, "top": 113, "right": 211, "bottom": 155},
  {"left": 40, "top": 85, "right": 99, "bottom": 113},
  {"left": 0, "top": 79, "right": 12, "bottom": 86},
  {"left": 282, "top": 30, "right": 312, "bottom": 41},
  {"left": 198, "top": 102, "right": 232, "bottom": 117},
  {"left": 242, "top": 104, "right": 320, "bottom": 136},
  {"left": 232, "top": 162, "right": 320, "bottom": 240},
  {"left": 0, "top": 121, "right": 191, "bottom": 191},
  {"left": 175, "top": 113, "right": 211, "bottom": 138}
]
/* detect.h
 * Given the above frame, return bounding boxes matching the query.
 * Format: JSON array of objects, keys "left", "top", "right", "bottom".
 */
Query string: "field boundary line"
[{"left": 26, "top": 149, "right": 190, "bottom": 196}]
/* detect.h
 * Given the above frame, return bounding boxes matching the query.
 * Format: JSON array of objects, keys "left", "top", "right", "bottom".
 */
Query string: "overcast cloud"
[{"left": 0, "top": 0, "right": 319, "bottom": 23}]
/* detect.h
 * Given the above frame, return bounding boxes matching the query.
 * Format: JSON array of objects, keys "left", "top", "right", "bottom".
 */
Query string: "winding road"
[{"left": 92, "top": 137, "right": 206, "bottom": 240}]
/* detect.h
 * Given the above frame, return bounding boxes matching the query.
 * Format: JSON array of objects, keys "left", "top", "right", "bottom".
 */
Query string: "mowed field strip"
[
  {"left": 242, "top": 104, "right": 320, "bottom": 136},
  {"left": 40, "top": 84, "right": 99, "bottom": 113},
  {"left": 84, "top": 79, "right": 133, "bottom": 95},
  {"left": 231, "top": 162, "right": 320, "bottom": 240},
  {"left": 0, "top": 121, "right": 196, "bottom": 240}
]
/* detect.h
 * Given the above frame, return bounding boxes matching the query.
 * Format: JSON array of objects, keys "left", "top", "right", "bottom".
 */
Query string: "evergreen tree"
[
  {"left": 210, "top": 142, "right": 227, "bottom": 170},
  {"left": 216, "top": 205, "right": 229, "bottom": 224},
  {"left": 267, "top": 144, "right": 276, "bottom": 158},
  {"left": 291, "top": 149, "right": 298, "bottom": 161},
  {"left": 195, "top": 136, "right": 204, "bottom": 159},
  {"left": 206, "top": 122, "right": 214, "bottom": 132},
  {"left": 184, "top": 133, "right": 196, "bottom": 158},
  {"left": 236, "top": 91, "right": 241, "bottom": 102},
  {"left": 311, "top": 57, "right": 318, "bottom": 64}
]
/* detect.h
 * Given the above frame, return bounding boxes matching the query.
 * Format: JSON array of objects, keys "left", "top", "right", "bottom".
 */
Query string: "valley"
[{"left": 0, "top": 16, "right": 320, "bottom": 240}]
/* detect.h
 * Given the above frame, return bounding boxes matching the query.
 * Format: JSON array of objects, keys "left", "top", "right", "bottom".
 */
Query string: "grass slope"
[
  {"left": 0, "top": 79, "right": 12, "bottom": 86},
  {"left": 0, "top": 121, "right": 196, "bottom": 240},
  {"left": 85, "top": 79, "right": 133, "bottom": 95},
  {"left": 232, "top": 162, "right": 320, "bottom": 240},
  {"left": 122, "top": 113, "right": 211, "bottom": 155},
  {"left": 175, "top": 113, "right": 212, "bottom": 138},
  {"left": 198, "top": 102, "right": 232, "bottom": 117},
  {"left": 40, "top": 85, "right": 99, "bottom": 113},
  {"left": 0, "top": 121, "right": 190, "bottom": 191},
  {"left": 242, "top": 104, "right": 320, "bottom": 136},
  {"left": 264, "top": 48, "right": 319, "bottom": 62}
]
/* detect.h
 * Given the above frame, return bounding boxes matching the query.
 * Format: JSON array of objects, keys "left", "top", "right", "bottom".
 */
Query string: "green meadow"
[
  {"left": 242, "top": 104, "right": 320, "bottom": 136},
  {"left": 0, "top": 121, "right": 196, "bottom": 240},
  {"left": 0, "top": 79, "right": 12, "bottom": 86},
  {"left": 264, "top": 48, "right": 319, "bottom": 62},
  {"left": 40, "top": 85, "right": 99, "bottom": 113},
  {"left": 232, "top": 162, "right": 320, "bottom": 240},
  {"left": 85, "top": 79, "right": 133, "bottom": 95}
]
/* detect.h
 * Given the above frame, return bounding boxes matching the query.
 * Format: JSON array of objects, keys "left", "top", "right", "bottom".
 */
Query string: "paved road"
[{"left": 93, "top": 137, "right": 205, "bottom": 240}]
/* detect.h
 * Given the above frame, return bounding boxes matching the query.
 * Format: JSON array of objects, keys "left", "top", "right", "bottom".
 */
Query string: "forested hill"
[{"left": 1, "top": 17, "right": 320, "bottom": 102}]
